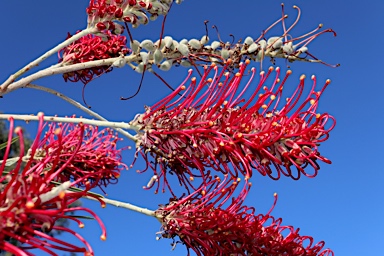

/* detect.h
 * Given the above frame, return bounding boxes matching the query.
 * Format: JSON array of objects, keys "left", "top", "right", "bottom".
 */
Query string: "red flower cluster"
[
  {"left": 0, "top": 114, "right": 126, "bottom": 255},
  {"left": 25, "top": 117, "right": 127, "bottom": 189},
  {"left": 59, "top": 31, "right": 129, "bottom": 83},
  {"left": 132, "top": 60, "right": 335, "bottom": 193},
  {"left": 155, "top": 176, "right": 333, "bottom": 256}
]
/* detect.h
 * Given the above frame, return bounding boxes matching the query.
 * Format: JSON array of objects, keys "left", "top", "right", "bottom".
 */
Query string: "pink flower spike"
[{"left": 132, "top": 60, "right": 335, "bottom": 193}]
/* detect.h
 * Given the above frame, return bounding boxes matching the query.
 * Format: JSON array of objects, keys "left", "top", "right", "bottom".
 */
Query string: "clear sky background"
[{"left": 1, "top": 0, "right": 383, "bottom": 255}]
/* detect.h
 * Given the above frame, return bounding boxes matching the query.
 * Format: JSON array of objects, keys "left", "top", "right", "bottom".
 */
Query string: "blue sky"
[{"left": 1, "top": 0, "right": 383, "bottom": 255}]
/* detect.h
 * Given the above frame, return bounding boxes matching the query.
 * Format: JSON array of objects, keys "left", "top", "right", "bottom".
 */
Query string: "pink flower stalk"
[
  {"left": 155, "top": 176, "right": 333, "bottom": 256},
  {"left": 59, "top": 30, "right": 129, "bottom": 84},
  {"left": 0, "top": 117, "right": 107, "bottom": 255},
  {"left": 22, "top": 114, "right": 128, "bottom": 189},
  {"left": 132, "top": 59, "right": 335, "bottom": 193},
  {"left": 86, "top": 0, "right": 171, "bottom": 29}
]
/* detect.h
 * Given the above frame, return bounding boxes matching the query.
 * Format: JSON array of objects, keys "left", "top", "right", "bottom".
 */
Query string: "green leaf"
[{"left": 0, "top": 136, "right": 19, "bottom": 151}]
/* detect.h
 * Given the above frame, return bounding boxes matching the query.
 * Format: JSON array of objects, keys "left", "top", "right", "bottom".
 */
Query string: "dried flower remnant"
[
  {"left": 59, "top": 30, "right": 130, "bottom": 84},
  {"left": 21, "top": 114, "right": 128, "bottom": 189},
  {"left": 155, "top": 177, "right": 333, "bottom": 256},
  {"left": 132, "top": 60, "right": 335, "bottom": 193},
  {"left": 0, "top": 117, "right": 107, "bottom": 255}
]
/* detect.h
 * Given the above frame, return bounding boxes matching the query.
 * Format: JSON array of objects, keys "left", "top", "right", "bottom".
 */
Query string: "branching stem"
[
  {"left": 0, "top": 28, "right": 96, "bottom": 91},
  {"left": 0, "top": 55, "right": 139, "bottom": 97},
  {"left": 0, "top": 114, "right": 140, "bottom": 142}
]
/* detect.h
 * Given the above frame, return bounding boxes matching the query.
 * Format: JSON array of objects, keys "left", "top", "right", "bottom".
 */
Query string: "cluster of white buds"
[
  {"left": 232, "top": 35, "right": 312, "bottom": 64},
  {"left": 87, "top": 0, "right": 184, "bottom": 31},
  {"left": 127, "top": 35, "right": 211, "bottom": 73},
  {"left": 126, "top": 28, "right": 337, "bottom": 73}
]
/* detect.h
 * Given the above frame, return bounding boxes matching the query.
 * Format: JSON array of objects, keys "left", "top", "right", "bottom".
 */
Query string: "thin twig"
[
  {"left": 83, "top": 195, "right": 156, "bottom": 217},
  {"left": 25, "top": 84, "right": 137, "bottom": 140},
  {"left": 27, "top": 84, "right": 106, "bottom": 120}
]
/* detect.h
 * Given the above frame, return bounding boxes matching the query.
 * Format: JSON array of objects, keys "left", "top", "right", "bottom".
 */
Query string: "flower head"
[
  {"left": 59, "top": 30, "right": 129, "bottom": 83},
  {"left": 21, "top": 114, "right": 128, "bottom": 189},
  {"left": 86, "top": 0, "right": 174, "bottom": 29},
  {"left": 0, "top": 117, "right": 108, "bottom": 255},
  {"left": 155, "top": 177, "right": 333, "bottom": 256},
  {"left": 132, "top": 60, "right": 335, "bottom": 193}
]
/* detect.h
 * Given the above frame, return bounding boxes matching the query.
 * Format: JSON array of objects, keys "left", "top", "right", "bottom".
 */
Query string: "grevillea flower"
[
  {"left": 23, "top": 114, "right": 128, "bottom": 189},
  {"left": 86, "top": 0, "right": 177, "bottom": 30},
  {"left": 131, "top": 60, "right": 335, "bottom": 193},
  {"left": 59, "top": 30, "right": 129, "bottom": 83},
  {"left": 0, "top": 116, "right": 108, "bottom": 255},
  {"left": 155, "top": 176, "right": 333, "bottom": 256}
]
